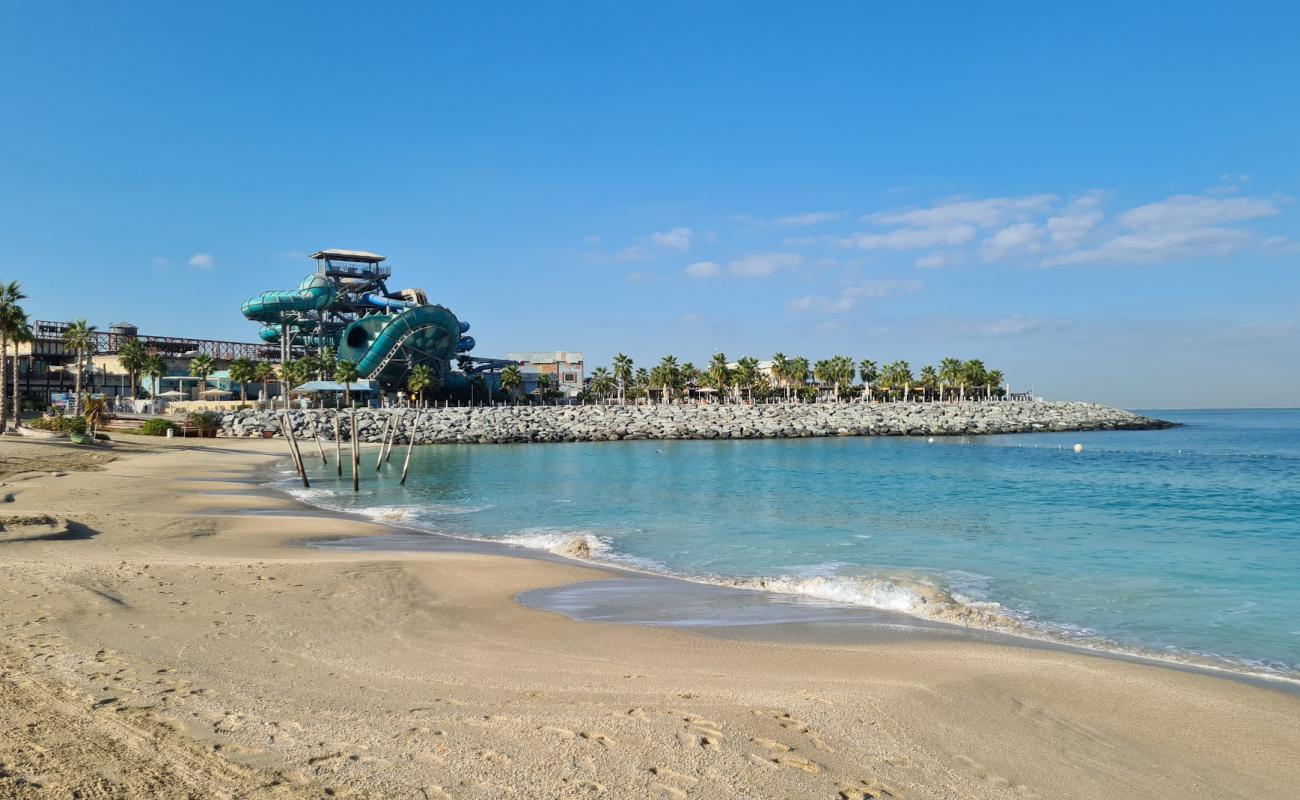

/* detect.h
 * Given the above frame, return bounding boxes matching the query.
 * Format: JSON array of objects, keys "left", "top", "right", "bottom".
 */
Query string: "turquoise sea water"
[{"left": 287, "top": 408, "right": 1300, "bottom": 679}]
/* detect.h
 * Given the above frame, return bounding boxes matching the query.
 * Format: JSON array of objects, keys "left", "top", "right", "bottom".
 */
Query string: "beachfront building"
[
  {"left": 11, "top": 319, "right": 276, "bottom": 411},
  {"left": 504, "top": 351, "right": 585, "bottom": 398}
]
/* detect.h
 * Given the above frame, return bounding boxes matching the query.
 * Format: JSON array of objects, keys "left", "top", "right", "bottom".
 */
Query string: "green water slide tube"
[
  {"left": 241, "top": 274, "right": 337, "bottom": 324},
  {"left": 337, "top": 304, "right": 462, "bottom": 389}
]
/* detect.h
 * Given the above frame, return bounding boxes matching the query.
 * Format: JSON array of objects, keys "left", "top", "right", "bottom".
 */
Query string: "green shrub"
[
  {"left": 139, "top": 419, "right": 177, "bottom": 436},
  {"left": 31, "top": 415, "right": 88, "bottom": 434},
  {"left": 186, "top": 411, "right": 221, "bottom": 432},
  {"left": 95, "top": 432, "right": 110, "bottom": 441}
]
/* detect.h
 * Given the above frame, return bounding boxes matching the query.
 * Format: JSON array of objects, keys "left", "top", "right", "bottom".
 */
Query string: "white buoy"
[
  {"left": 927, "top": 437, "right": 936, "bottom": 443},
  {"left": 1074, "top": 443, "right": 1084, "bottom": 453}
]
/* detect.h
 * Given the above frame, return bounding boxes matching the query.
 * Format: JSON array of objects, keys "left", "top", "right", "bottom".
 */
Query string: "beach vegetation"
[
  {"left": 333, "top": 359, "right": 359, "bottom": 407},
  {"left": 188, "top": 354, "right": 214, "bottom": 398},
  {"left": 117, "top": 338, "right": 147, "bottom": 401},
  {"left": 228, "top": 357, "right": 255, "bottom": 404},
  {"left": 143, "top": 354, "right": 167, "bottom": 403},
  {"left": 139, "top": 418, "right": 177, "bottom": 436},
  {"left": 61, "top": 319, "right": 97, "bottom": 416},
  {"left": 500, "top": 365, "right": 523, "bottom": 402},
  {"left": 407, "top": 364, "right": 432, "bottom": 407},
  {"left": 0, "top": 279, "right": 30, "bottom": 429}
]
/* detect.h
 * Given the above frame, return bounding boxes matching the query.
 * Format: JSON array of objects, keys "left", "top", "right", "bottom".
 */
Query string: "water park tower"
[{"left": 240, "top": 249, "right": 497, "bottom": 394}]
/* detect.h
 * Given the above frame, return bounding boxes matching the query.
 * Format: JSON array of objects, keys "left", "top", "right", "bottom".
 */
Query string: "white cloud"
[
  {"left": 651, "top": 227, "right": 692, "bottom": 250},
  {"left": 914, "top": 252, "right": 955, "bottom": 269},
  {"left": 1117, "top": 195, "right": 1276, "bottom": 231},
  {"left": 787, "top": 280, "right": 922, "bottom": 314},
  {"left": 729, "top": 252, "right": 804, "bottom": 277},
  {"left": 683, "top": 261, "right": 721, "bottom": 278},
  {"left": 850, "top": 225, "right": 976, "bottom": 251},
  {"left": 980, "top": 222, "right": 1044, "bottom": 262},
  {"left": 1044, "top": 226, "right": 1252, "bottom": 266},
  {"left": 1262, "top": 236, "right": 1300, "bottom": 254},
  {"left": 867, "top": 194, "right": 1056, "bottom": 229},
  {"left": 187, "top": 253, "right": 214, "bottom": 270},
  {"left": 1046, "top": 191, "right": 1107, "bottom": 248},
  {"left": 615, "top": 244, "right": 650, "bottom": 262},
  {"left": 774, "top": 211, "right": 845, "bottom": 226}
]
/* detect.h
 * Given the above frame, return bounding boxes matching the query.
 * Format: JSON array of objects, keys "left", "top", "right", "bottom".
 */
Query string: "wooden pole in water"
[
  {"left": 375, "top": 414, "right": 392, "bottom": 470},
  {"left": 282, "top": 413, "right": 309, "bottom": 488},
  {"left": 313, "top": 423, "right": 328, "bottom": 464},
  {"left": 383, "top": 410, "right": 400, "bottom": 463},
  {"left": 400, "top": 411, "right": 422, "bottom": 485},
  {"left": 333, "top": 411, "right": 342, "bottom": 476},
  {"left": 351, "top": 409, "right": 360, "bottom": 492}
]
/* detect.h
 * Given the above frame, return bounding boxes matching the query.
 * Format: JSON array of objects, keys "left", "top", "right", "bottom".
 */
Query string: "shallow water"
[{"left": 286, "top": 408, "right": 1300, "bottom": 679}]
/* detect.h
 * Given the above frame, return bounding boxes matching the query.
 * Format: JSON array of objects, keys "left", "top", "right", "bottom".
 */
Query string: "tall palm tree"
[
  {"left": 61, "top": 319, "right": 97, "bottom": 416},
  {"left": 589, "top": 366, "right": 613, "bottom": 400},
  {"left": 611, "top": 353, "right": 633, "bottom": 405},
  {"left": 407, "top": 364, "right": 432, "bottom": 407},
  {"left": 228, "top": 357, "right": 255, "bottom": 404},
  {"left": 333, "top": 359, "right": 359, "bottom": 407},
  {"left": 536, "top": 372, "right": 553, "bottom": 401},
  {"left": 939, "top": 357, "right": 963, "bottom": 402},
  {"left": 634, "top": 367, "right": 650, "bottom": 403},
  {"left": 707, "top": 353, "right": 730, "bottom": 403},
  {"left": 680, "top": 362, "right": 700, "bottom": 401},
  {"left": 884, "top": 360, "right": 914, "bottom": 402},
  {"left": 0, "top": 280, "right": 27, "bottom": 426},
  {"left": 857, "top": 359, "right": 878, "bottom": 403},
  {"left": 789, "top": 357, "right": 809, "bottom": 401},
  {"left": 654, "top": 355, "right": 679, "bottom": 404},
  {"left": 500, "top": 364, "right": 523, "bottom": 403},
  {"left": 734, "top": 356, "right": 759, "bottom": 403},
  {"left": 144, "top": 354, "right": 167, "bottom": 409},
  {"left": 985, "top": 369, "right": 1005, "bottom": 400},
  {"left": 812, "top": 359, "right": 833, "bottom": 401},
  {"left": 7, "top": 311, "right": 31, "bottom": 429},
  {"left": 188, "top": 354, "right": 214, "bottom": 400},
  {"left": 919, "top": 365, "right": 939, "bottom": 401},
  {"left": 963, "top": 359, "right": 987, "bottom": 401},
  {"left": 117, "top": 338, "right": 147, "bottom": 402},
  {"left": 771, "top": 353, "right": 790, "bottom": 400},
  {"left": 253, "top": 360, "right": 276, "bottom": 405}
]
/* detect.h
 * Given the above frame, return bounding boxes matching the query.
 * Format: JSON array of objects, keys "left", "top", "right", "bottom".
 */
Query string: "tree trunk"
[
  {"left": 73, "top": 354, "right": 84, "bottom": 416},
  {"left": 0, "top": 335, "right": 8, "bottom": 429},
  {"left": 11, "top": 351, "right": 19, "bottom": 429}
]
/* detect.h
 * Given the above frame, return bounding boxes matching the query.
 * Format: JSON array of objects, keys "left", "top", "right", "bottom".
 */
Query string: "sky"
[{"left": 2, "top": 2, "right": 1297, "bottom": 408}]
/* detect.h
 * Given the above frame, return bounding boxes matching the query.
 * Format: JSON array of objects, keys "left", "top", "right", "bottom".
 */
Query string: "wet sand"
[{"left": 1, "top": 435, "right": 1298, "bottom": 798}]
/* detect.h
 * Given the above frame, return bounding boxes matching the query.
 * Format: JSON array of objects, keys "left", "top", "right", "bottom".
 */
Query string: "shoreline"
[
  {"left": 269, "top": 459, "right": 1300, "bottom": 693},
  {"left": 2, "top": 435, "right": 1298, "bottom": 798}
]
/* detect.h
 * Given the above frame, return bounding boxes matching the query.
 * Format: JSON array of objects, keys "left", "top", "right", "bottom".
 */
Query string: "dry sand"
[{"left": 1, "top": 435, "right": 1297, "bottom": 799}]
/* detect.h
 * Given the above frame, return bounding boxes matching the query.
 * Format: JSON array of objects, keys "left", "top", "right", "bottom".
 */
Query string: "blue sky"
[{"left": 3, "top": 2, "right": 1297, "bottom": 407}]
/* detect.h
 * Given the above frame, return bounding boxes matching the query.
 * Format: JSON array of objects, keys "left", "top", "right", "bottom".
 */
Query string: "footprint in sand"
[
  {"left": 770, "top": 754, "right": 822, "bottom": 774},
  {"left": 837, "top": 779, "right": 898, "bottom": 799},
  {"left": 541, "top": 725, "right": 577, "bottom": 739},
  {"left": 578, "top": 731, "right": 616, "bottom": 749},
  {"left": 650, "top": 766, "right": 698, "bottom": 787}
]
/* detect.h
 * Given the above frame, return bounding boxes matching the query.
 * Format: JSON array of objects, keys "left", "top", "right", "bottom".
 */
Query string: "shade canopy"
[
  {"left": 158, "top": 390, "right": 187, "bottom": 398},
  {"left": 199, "top": 388, "right": 233, "bottom": 396},
  {"left": 291, "top": 380, "right": 378, "bottom": 394}
]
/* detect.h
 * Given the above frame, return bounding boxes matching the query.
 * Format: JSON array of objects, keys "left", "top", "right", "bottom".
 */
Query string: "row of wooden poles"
[{"left": 280, "top": 410, "right": 424, "bottom": 490}]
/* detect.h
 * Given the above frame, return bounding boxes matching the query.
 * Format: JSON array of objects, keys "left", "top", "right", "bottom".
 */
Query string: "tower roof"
[{"left": 309, "top": 249, "right": 385, "bottom": 263}]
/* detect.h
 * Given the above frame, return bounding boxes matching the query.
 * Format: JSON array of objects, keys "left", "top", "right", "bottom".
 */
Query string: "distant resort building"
[{"left": 505, "top": 351, "right": 585, "bottom": 398}]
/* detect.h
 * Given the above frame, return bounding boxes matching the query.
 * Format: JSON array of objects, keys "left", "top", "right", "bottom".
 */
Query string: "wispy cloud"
[
  {"left": 730, "top": 252, "right": 804, "bottom": 277},
  {"left": 866, "top": 194, "right": 1056, "bottom": 228},
  {"left": 187, "top": 253, "right": 215, "bottom": 270},
  {"left": 850, "top": 225, "right": 976, "bottom": 251},
  {"left": 979, "top": 222, "right": 1044, "bottom": 262},
  {"left": 774, "top": 211, "right": 845, "bottom": 226},
  {"left": 787, "top": 279, "right": 923, "bottom": 314},
  {"left": 683, "top": 260, "right": 721, "bottom": 278},
  {"left": 651, "top": 226, "right": 692, "bottom": 250}
]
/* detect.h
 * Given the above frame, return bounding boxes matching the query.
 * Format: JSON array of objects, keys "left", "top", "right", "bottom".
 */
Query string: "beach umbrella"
[
  {"left": 158, "top": 390, "right": 187, "bottom": 398},
  {"left": 200, "top": 388, "right": 233, "bottom": 397}
]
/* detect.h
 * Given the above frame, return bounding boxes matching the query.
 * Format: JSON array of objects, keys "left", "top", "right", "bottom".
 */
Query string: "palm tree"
[
  {"left": 734, "top": 356, "right": 759, "bottom": 403},
  {"left": 812, "top": 359, "right": 833, "bottom": 401},
  {"left": 771, "top": 353, "right": 790, "bottom": 400},
  {"left": 963, "top": 359, "right": 987, "bottom": 401},
  {"left": 62, "top": 319, "right": 97, "bottom": 416},
  {"left": 407, "top": 364, "right": 432, "bottom": 407},
  {"left": 857, "top": 359, "right": 878, "bottom": 403},
  {"left": 612, "top": 353, "right": 633, "bottom": 405},
  {"left": 333, "top": 359, "right": 359, "bottom": 407},
  {"left": 883, "top": 360, "right": 914, "bottom": 402},
  {"left": 985, "top": 369, "right": 1005, "bottom": 400},
  {"left": 0, "top": 280, "right": 27, "bottom": 426},
  {"left": 6, "top": 310, "right": 31, "bottom": 429},
  {"left": 789, "top": 357, "right": 809, "bottom": 400},
  {"left": 707, "top": 353, "right": 730, "bottom": 403},
  {"left": 634, "top": 367, "right": 650, "bottom": 404},
  {"left": 654, "top": 355, "right": 679, "bottom": 404},
  {"left": 188, "top": 354, "right": 214, "bottom": 400},
  {"left": 117, "top": 338, "right": 147, "bottom": 403},
  {"left": 228, "top": 357, "right": 255, "bottom": 404},
  {"left": 589, "top": 366, "right": 613, "bottom": 401},
  {"left": 315, "top": 345, "right": 337, "bottom": 381},
  {"left": 919, "top": 365, "right": 939, "bottom": 401},
  {"left": 939, "top": 357, "right": 964, "bottom": 402},
  {"left": 536, "top": 372, "right": 553, "bottom": 401},
  {"left": 500, "top": 364, "right": 523, "bottom": 403},
  {"left": 144, "top": 354, "right": 167, "bottom": 409},
  {"left": 253, "top": 360, "right": 276, "bottom": 405},
  {"left": 679, "top": 362, "right": 700, "bottom": 401}
]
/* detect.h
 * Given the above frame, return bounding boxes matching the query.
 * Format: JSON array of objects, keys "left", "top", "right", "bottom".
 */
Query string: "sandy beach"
[{"left": 2, "top": 436, "right": 1298, "bottom": 799}]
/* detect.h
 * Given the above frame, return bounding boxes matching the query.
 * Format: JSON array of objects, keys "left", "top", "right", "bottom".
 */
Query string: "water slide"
[
  {"left": 338, "top": 304, "right": 467, "bottom": 388},
  {"left": 241, "top": 271, "right": 476, "bottom": 390},
  {"left": 240, "top": 274, "right": 337, "bottom": 323}
]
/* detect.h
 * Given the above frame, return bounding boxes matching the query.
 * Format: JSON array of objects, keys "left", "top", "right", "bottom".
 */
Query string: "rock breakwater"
[{"left": 217, "top": 401, "right": 1174, "bottom": 444}]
